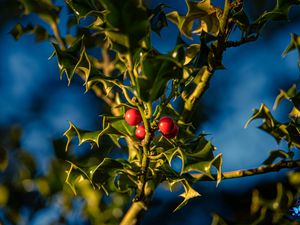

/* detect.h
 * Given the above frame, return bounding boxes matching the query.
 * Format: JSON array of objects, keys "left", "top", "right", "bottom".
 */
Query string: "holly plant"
[{"left": 11, "top": 0, "right": 300, "bottom": 224}]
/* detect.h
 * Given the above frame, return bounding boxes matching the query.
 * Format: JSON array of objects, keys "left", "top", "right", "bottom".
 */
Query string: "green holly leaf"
[
  {"left": 273, "top": 84, "right": 297, "bottom": 110},
  {"left": 249, "top": 0, "right": 300, "bottom": 34},
  {"left": 138, "top": 54, "right": 182, "bottom": 102},
  {"left": 51, "top": 37, "right": 90, "bottom": 84},
  {"left": 66, "top": 0, "right": 104, "bottom": 20},
  {"left": 103, "top": 115, "right": 136, "bottom": 137},
  {"left": 232, "top": 8, "right": 249, "bottom": 31},
  {"left": 262, "top": 150, "right": 293, "bottom": 165},
  {"left": 65, "top": 161, "right": 94, "bottom": 195},
  {"left": 19, "top": 0, "right": 60, "bottom": 26},
  {"left": 182, "top": 137, "right": 222, "bottom": 183},
  {"left": 64, "top": 121, "right": 113, "bottom": 151},
  {"left": 172, "top": 0, "right": 220, "bottom": 38},
  {"left": 98, "top": 0, "right": 149, "bottom": 54},
  {"left": 245, "top": 104, "right": 275, "bottom": 128},
  {"left": 89, "top": 158, "right": 127, "bottom": 193},
  {"left": 10, "top": 24, "right": 49, "bottom": 42},
  {"left": 173, "top": 180, "right": 200, "bottom": 211},
  {"left": 65, "top": 158, "right": 135, "bottom": 195},
  {"left": 284, "top": 123, "right": 300, "bottom": 148},
  {"left": 282, "top": 33, "right": 300, "bottom": 67}
]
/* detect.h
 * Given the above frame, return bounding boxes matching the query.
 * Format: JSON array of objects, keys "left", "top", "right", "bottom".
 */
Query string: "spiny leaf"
[
  {"left": 249, "top": 0, "right": 300, "bottom": 34},
  {"left": 273, "top": 84, "right": 297, "bottom": 110},
  {"left": 138, "top": 54, "right": 182, "bottom": 102},
  {"left": 98, "top": 0, "right": 149, "bottom": 54},
  {"left": 65, "top": 161, "right": 94, "bottom": 195},
  {"left": 19, "top": 0, "right": 60, "bottom": 26},
  {"left": 173, "top": 180, "right": 200, "bottom": 211},
  {"left": 168, "top": 0, "right": 220, "bottom": 38},
  {"left": 245, "top": 104, "right": 275, "bottom": 128},
  {"left": 262, "top": 150, "right": 293, "bottom": 165},
  {"left": 66, "top": 0, "right": 104, "bottom": 20},
  {"left": 232, "top": 8, "right": 250, "bottom": 31},
  {"left": 282, "top": 33, "right": 300, "bottom": 68},
  {"left": 66, "top": 158, "right": 136, "bottom": 195},
  {"left": 64, "top": 121, "right": 113, "bottom": 151}
]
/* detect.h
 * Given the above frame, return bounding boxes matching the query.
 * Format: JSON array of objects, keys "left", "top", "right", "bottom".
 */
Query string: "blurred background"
[{"left": 1, "top": 0, "right": 300, "bottom": 224}]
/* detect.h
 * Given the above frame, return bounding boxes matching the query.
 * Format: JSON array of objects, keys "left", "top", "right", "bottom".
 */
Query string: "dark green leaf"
[
  {"left": 149, "top": 4, "right": 168, "bottom": 35},
  {"left": 64, "top": 121, "right": 114, "bottom": 151},
  {"left": 66, "top": 0, "right": 103, "bottom": 20},
  {"left": 245, "top": 104, "right": 275, "bottom": 128},
  {"left": 138, "top": 54, "right": 182, "bottom": 102},
  {"left": 65, "top": 161, "right": 94, "bottom": 195},
  {"left": 273, "top": 84, "right": 297, "bottom": 110},
  {"left": 249, "top": 0, "right": 300, "bottom": 34},
  {"left": 51, "top": 37, "right": 91, "bottom": 85},
  {"left": 232, "top": 8, "right": 249, "bottom": 31},
  {"left": 262, "top": 150, "right": 293, "bottom": 165},
  {"left": 19, "top": 0, "right": 60, "bottom": 26},
  {"left": 282, "top": 33, "right": 300, "bottom": 67},
  {"left": 98, "top": 0, "right": 150, "bottom": 54}
]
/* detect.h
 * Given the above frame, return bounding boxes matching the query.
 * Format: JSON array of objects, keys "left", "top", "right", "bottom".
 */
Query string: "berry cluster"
[{"left": 124, "top": 108, "right": 179, "bottom": 140}]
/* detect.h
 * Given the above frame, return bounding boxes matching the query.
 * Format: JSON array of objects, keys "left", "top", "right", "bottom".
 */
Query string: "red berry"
[
  {"left": 163, "top": 125, "right": 179, "bottom": 139},
  {"left": 158, "top": 116, "right": 174, "bottom": 135},
  {"left": 135, "top": 124, "right": 146, "bottom": 140},
  {"left": 124, "top": 108, "right": 142, "bottom": 126}
]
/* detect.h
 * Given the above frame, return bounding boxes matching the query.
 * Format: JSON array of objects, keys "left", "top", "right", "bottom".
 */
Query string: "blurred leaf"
[
  {"left": 249, "top": 0, "right": 300, "bottom": 34},
  {"left": 19, "top": 0, "right": 60, "bottom": 26},
  {"left": 166, "top": 11, "right": 187, "bottom": 35},
  {"left": 288, "top": 171, "right": 300, "bottom": 187},
  {"left": 0, "top": 185, "right": 9, "bottom": 206},
  {"left": 245, "top": 104, "right": 275, "bottom": 128},
  {"left": 282, "top": 33, "right": 300, "bottom": 67},
  {"left": 0, "top": 147, "right": 8, "bottom": 172},
  {"left": 291, "top": 92, "right": 300, "bottom": 111},
  {"left": 182, "top": 0, "right": 220, "bottom": 38},
  {"left": 10, "top": 23, "right": 49, "bottom": 42},
  {"left": 232, "top": 8, "right": 249, "bottom": 31},
  {"left": 66, "top": 0, "right": 103, "bottom": 20},
  {"left": 211, "top": 213, "right": 228, "bottom": 225},
  {"left": 103, "top": 116, "right": 136, "bottom": 137},
  {"left": 262, "top": 150, "right": 293, "bottom": 165},
  {"left": 273, "top": 84, "right": 297, "bottom": 110},
  {"left": 138, "top": 54, "right": 182, "bottom": 102},
  {"left": 187, "top": 42, "right": 210, "bottom": 70}
]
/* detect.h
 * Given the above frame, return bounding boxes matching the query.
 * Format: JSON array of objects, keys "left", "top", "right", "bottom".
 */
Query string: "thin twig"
[
  {"left": 192, "top": 159, "right": 300, "bottom": 181},
  {"left": 225, "top": 35, "right": 258, "bottom": 48}
]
